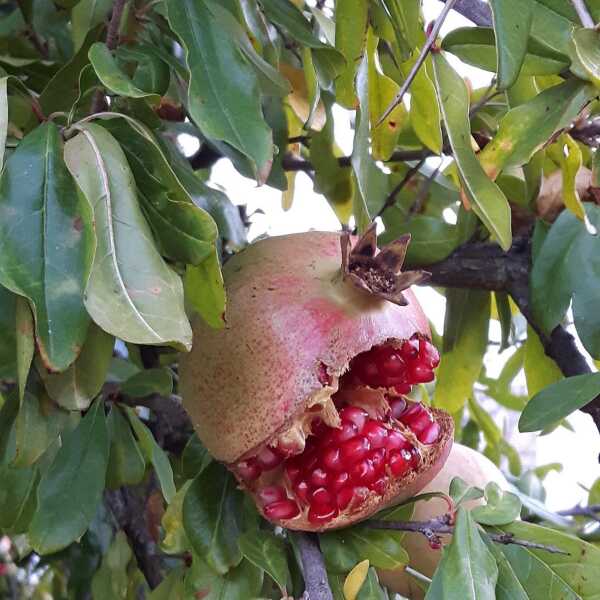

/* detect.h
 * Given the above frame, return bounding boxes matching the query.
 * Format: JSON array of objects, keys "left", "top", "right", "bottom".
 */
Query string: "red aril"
[{"left": 264, "top": 500, "right": 300, "bottom": 520}]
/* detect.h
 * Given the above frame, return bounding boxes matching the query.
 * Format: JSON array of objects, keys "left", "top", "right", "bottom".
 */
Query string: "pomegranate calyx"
[{"left": 340, "top": 224, "right": 430, "bottom": 307}]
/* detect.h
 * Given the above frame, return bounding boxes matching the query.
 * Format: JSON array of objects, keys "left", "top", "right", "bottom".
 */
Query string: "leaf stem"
[{"left": 375, "top": 0, "right": 458, "bottom": 127}]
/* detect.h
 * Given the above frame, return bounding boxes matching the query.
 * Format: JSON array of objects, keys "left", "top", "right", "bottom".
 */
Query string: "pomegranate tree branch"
[
  {"left": 292, "top": 533, "right": 334, "bottom": 600},
  {"left": 368, "top": 516, "right": 568, "bottom": 555},
  {"left": 440, "top": 0, "right": 492, "bottom": 26},
  {"left": 571, "top": 0, "right": 595, "bottom": 28},
  {"left": 423, "top": 238, "right": 600, "bottom": 437},
  {"left": 90, "top": 0, "right": 128, "bottom": 113},
  {"left": 376, "top": 0, "right": 459, "bottom": 126}
]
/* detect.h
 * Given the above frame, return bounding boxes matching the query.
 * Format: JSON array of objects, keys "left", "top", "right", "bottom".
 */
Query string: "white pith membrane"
[{"left": 231, "top": 335, "right": 452, "bottom": 530}]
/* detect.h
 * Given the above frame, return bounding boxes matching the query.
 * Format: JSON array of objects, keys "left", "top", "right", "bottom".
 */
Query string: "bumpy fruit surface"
[
  {"left": 378, "top": 444, "right": 509, "bottom": 598},
  {"left": 181, "top": 229, "right": 454, "bottom": 531}
]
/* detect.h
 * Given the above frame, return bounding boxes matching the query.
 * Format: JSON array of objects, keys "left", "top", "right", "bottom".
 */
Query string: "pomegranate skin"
[{"left": 181, "top": 231, "right": 430, "bottom": 464}]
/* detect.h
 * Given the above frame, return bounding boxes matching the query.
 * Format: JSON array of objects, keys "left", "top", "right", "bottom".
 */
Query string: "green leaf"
[
  {"left": 489, "top": 0, "right": 534, "bottom": 89},
  {"left": 15, "top": 297, "right": 34, "bottom": 404},
  {"left": 479, "top": 80, "right": 595, "bottom": 177},
  {"left": 0, "top": 463, "right": 38, "bottom": 533},
  {"left": 125, "top": 407, "right": 176, "bottom": 503},
  {"left": 523, "top": 326, "right": 562, "bottom": 397},
  {"left": 148, "top": 568, "right": 185, "bottom": 600},
  {"left": 0, "top": 122, "right": 94, "bottom": 371},
  {"left": 530, "top": 204, "right": 600, "bottom": 357},
  {"left": 71, "top": 0, "right": 112, "bottom": 52},
  {"left": 165, "top": 0, "right": 273, "bottom": 182},
  {"left": 530, "top": 1, "right": 574, "bottom": 57},
  {"left": 471, "top": 482, "right": 522, "bottom": 525},
  {"left": 161, "top": 481, "right": 192, "bottom": 554},
  {"left": 493, "top": 520, "right": 600, "bottom": 598},
  {"left": 88, "top": 42, "right": 160, "bottom": 101},
  {"left": 91, "top": 531, "right": 133, "bottom": 600},
  {"left": 432, "top": 52, "right": 512, "bottom": 251},
  {"left": 64, "top": 122, "right": 192, "bottom": 351},
  {"left": 14, "top": 390, "right": 72, "bottom": 467},
  {"left": 570, "top": 27, "right": 600, "bottom": 86},
  {"left": 120, "top": 367, "right": 173, "bottom": 398},
  {"left": 29, "top": 399, "right": 109, "bottom": 555},
  {"left": 0, "top": 285, "right": 17, "bottom": 380},
  {"left": 449, "top": 476, "right": 484, "bottom": 506},
  {"left": 105, "top": 407, "right": 145, "bottom": 489},
  {"left": 320, "top": 525, "right": 409, "bottom": 572},
  {"left": 181, "top": 434, "right": 212, "bottom": 480},
  {"left": 335, "top": 0, "right": 368, "bottom": 108},
  {"left": 116, "top": 47, "right": 170, "bottom": 96},
  {"left": 183, "top": 462, "right": 245, "bottom": 574},
  {"left": 434, "top": 290, "right": 490, "bottom": 413},
  {"left": 426, "top": 508, "right": 497, "bottom": 600},
  {"left": 356, "top": 567, "right": 388, "bottom": 600},
  {"left": 185, "top": 249, "right": 226, "bottom": 329},
  {"left": 238, "top": 530, "right": 290, "bottom": 590},
  {"left": 185, "top": 555, "right": 263, "bottom": 600},
  {"left": 38, "top": 323, "right": 114, "bottom": 411},
  {"left": 379, "top": 0, "right": 423, "bottom": 59},
  {"left": 0, "top": 77, "right": 7, "bottom": 171},
  {"left": 519, "top": 372, "right": 600, "bottom": 432}
]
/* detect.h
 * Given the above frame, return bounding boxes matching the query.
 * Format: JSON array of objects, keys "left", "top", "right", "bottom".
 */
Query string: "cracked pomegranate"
[{"left": 181, "top": 228, "right": 453, "bottom": 531}]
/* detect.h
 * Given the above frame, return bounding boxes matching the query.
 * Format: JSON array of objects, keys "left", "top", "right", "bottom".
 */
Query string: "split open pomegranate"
[{"left": 181, "top": 227, "right": 453, "bottom": 531}]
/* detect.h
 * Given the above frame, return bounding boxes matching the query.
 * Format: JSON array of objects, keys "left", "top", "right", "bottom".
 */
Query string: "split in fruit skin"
[{"left": 233, "top": 336, "right": 442, "bottom": 526}]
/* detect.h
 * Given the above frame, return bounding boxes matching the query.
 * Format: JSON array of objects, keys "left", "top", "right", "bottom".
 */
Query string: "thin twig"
[
  {"left": 375, "top": 158, "right": 426, "bottom": 219},
  {"left": 16, "top": 0, "right": 48, "bottom": 58},
  {"left": 291, "top": 533, "right": 333, "bottom": 600},
  {"left": 557, "top": 503, "right": 600, "bottom": 522},
  {"left": 368, "top": 517, "right": 569, "bottom": 555},
  {"left": 571, "top": 0, "right": 595, "bottom": 28},
  {"left": 376, "top": 0, "right": 458, "bottom": 126},
  {"left": 440, "top": 0, "right": 492, "bottom": 26},
  {"left": 90, "top": 0, "right": 128, "bottom": 114}
]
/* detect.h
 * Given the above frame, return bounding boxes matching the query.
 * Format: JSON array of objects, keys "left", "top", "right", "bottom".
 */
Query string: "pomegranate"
[
  {"left": 378, "top": 444, "right": 509, "bottom": 598},
  {"left": 181, "top": 227, "right": 453, "bottom": 531}
]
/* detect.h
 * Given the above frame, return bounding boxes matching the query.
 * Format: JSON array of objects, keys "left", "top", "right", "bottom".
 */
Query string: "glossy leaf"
[
  {"left": 105, "top": 407, "right": 145, "bottom": 490},
  {"left": 530, "top": 1, "right": 573, "bottom": 57},
  {"left": 479, "top": 80, "right": 594, "bottom": 177},
  {"left": 519, "top": 372, "right": 600, "bottom": 432},
  {"left": 161, "top": 481, "right": 192, "bottom": 555},
  {"left": 238, "top": 530, "right": 290, "bottom": 590},
  {"left": 344, "top": 559, "right": 369, "bottom": 600},
  {"left": 185, "top": 249, "right": 227, "bottom": 329},
  {"left": 493, "top": 520, "right": 600, "bottom": 598},
  {"left": 489, "top": 0, "right": 533, "bottom": 89},
  {"left": 120, "top": 367, "right": 173, "bottom": 398},
  {"left": 335, "top": 0, "right": 368, "bottom": 108},
  {"left": 379, "top": 0, "right": 423, "bottom": 59},
  {"left": 0, "top": 122, "right": 94, "bottom": 371},
  {"left": 29, "top": 399, "right": 109, "bottom": 555},
  {"left": 91, "top": 531, "right": 132, "bottom": 600},
  {"left": 432, "top": 52, "right": 512, "bottom": 251},
  {"left": 0, "top": 463, "right": 38, "bottom": 533},
  {"left": 15, "top": 297, "right": 34, "bottom": 403},
  {"left": 64, "top": 122, "right": 192, "bottom": 351},
  {"left": 183, "top": 462, "right": 245, "bottom": 574},
  {"left": 165, "top": 0, "right": 272, "bottom": 181},
  {"left": 0, "top": 285, "right": 17, "bottom": 380},
  {"left": 426, "top": 509, "right": 497, "bottom": 600},
  {"left": 471, "top": 482, "right": 522, "bottom": 525},
  {"left": 71, "top": 0, "right": 112, "bottom": 51},
  {"left": 0, "top": 77, "right": 7, "bottom": 171},
  {"left": 125, "top": 407, "right": 176, "bottom": 503},
  {"left": 39, "top": 323, "right": 114, "bottom": 411},
  {"left": 435, "top": 290, "right": 490, "bottom": 413},
  {"left": 88, "top": 43, "right": 160, "bottom": 101},
  {"left": 148, "top": 568, "right": 185, "bottom": 600}
]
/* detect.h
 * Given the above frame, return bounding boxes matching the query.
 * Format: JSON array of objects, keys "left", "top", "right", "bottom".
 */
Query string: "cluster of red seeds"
[{"left": 235, "top": 337, "right": 442, "bottom": 525}]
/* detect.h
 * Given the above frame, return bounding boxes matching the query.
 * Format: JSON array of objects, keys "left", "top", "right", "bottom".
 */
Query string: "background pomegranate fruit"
[
  {"left": 180, "top": 230, "right": 454, "bottom": 531},
  {"left": 378, "top": 444, "right": 509, "bottom": 598}
]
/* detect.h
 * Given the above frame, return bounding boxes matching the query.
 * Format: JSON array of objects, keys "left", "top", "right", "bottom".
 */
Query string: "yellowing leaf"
[
  {"left": 343, "top": 559, "right": 370, "bottom": 600},
  {"left": 282, "top": 170, "right": 296, "bottom": 211},
  {"left": 280, "top": 63, "right": 325, "bottom": 131}
]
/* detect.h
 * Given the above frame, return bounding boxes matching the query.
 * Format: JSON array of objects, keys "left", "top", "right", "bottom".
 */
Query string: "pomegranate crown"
[{"left": 341, "top": 224, "right": 431, "bottom": 306}]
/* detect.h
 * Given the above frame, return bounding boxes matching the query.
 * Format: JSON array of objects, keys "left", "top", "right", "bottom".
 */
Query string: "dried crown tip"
[{"left": 340, "top": 224, "right": 431, "bottom": 306}]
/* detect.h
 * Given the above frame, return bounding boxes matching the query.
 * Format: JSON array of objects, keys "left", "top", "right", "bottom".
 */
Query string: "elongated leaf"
[
  {"left": 71, "top": 0, "right": 112, "bottom": 51},
  {"left": 530, "top": 1, "right": 573, "bottom": 57},
  {"left": 442, "top": 28, "right": 568, "bottom": 77},
  {"left": 335, "top": 0, "right": 368, "bottom": 108},
  {"left": 91, "top": 531, "right": 133, "bottom": 600},
  {"left": 185, "top": 249, "right": 226, "bottom": 329},
  {"left": 39, "top": 323, "right": 113, "bottom": 411},
  {"left": 121, "top": 367, "right": 173, "bottom": 398},
  {"left": 0, "top": 122, "right": 94, "bottom": 371},
  {"left": 29, "top": 399, "right": 109, "bottom": 554},
  {"left": 489, "top": 0, "right": 534, "bottom": 88},
  {"left": 519, "top": 372, "right": 600, "bottom": 432},
  {"left": 435, "top": 290, "right": 490, "bottom": 413},
  {"left": 471, "top": 482, "right": 521, "bottom": 525},
  {"left": 238, "top": 530, "right": 290, "bottom": 590},
  {"left": 165, "top": 0, "right": 272, "bottom": 181},
  {"left": 106, "top": 407, "right": 145, "bottom": 489},
  {"left": 427, "top": 509, "right": 497, "bottom": 600},
  {"left": 161, "top": 481, "right": 192, "bottom": 554},
  {"left": 125, "top": 407, "right": 175, "bottom": 503},
  {"left": 0, "top": 464, "right": 37, "bottom": 533},
  {"left": 432, "top": 52, "right": 511, "bottom": 250},
  {"left": 64, "top": 122, "right": 192, "bottom": 351},
  {"left": 185, "top": 556, "right": 263, "bottom": 600},
  {"left": 15, "top": 297, "right": 34, "bottom": 403},
  {"left": 89, "top": 42, "right": 160, "bottom": 101},
  {"left": 570, "top": 27, "right": 600, "bottom": 86},
  {"left": 479, "top": 80, "right": 594, "bottom": 177},
  {"left": 0, "top": 285, "right": 17, "bottom": 380},
  {"left": 379, "top": 0, "right": 423, "bottom": 58},
  {"left": 183, "top": 462, "right": 245, "bottom": 574},
  {"left": 0, "top": 77, "right": 7, "bottom": 171},
  {"left": 493, "top": 520, "right": 600, "bottom": 598},
  {"left": 344, "top": 560, "right": 370, "bottom": 600}
]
